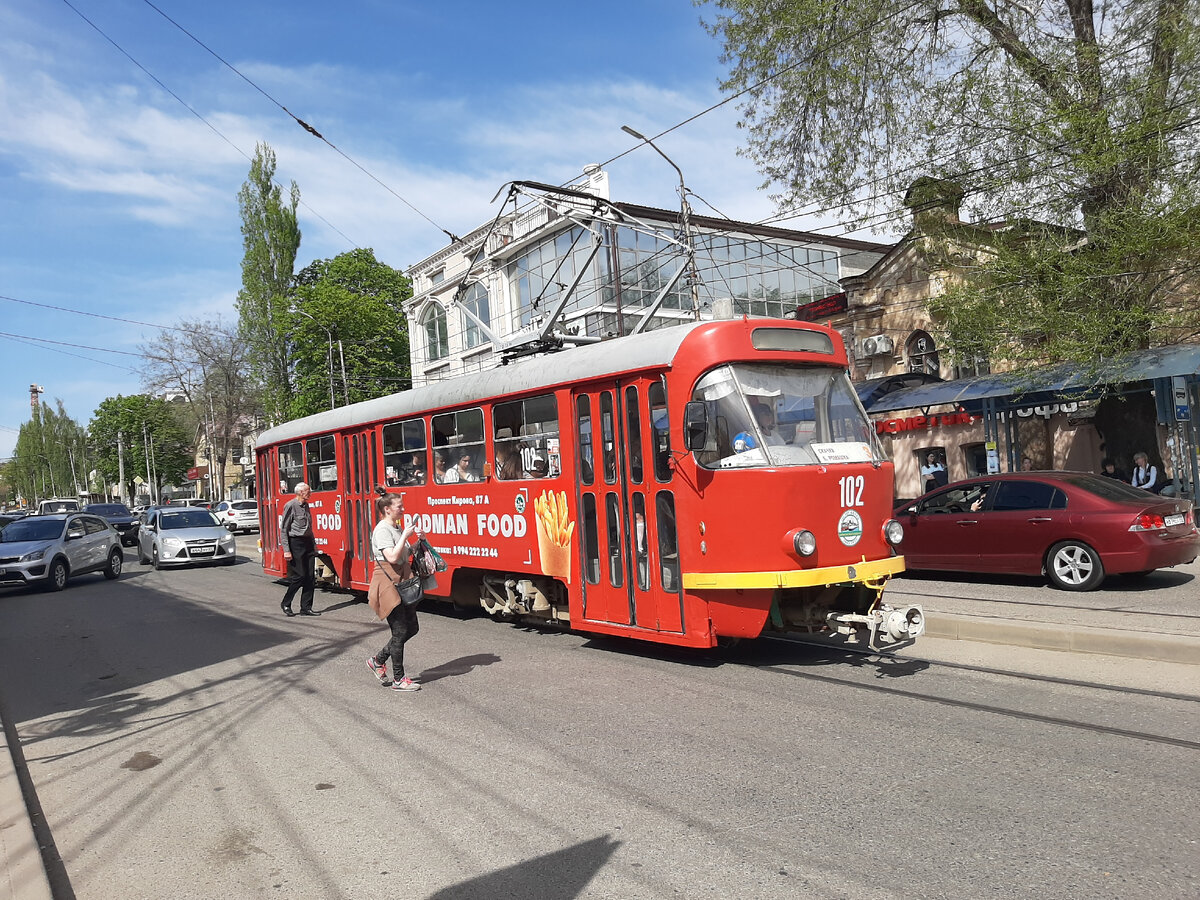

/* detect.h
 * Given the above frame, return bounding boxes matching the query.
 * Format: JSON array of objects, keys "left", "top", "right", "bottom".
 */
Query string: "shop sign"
[
  {"left": 186, "top": 465, "right": 208, "bottom": 481},
  {"left": 795, "top": 292, "right": 848, "bottom": 321},
  {"left": 1011, "top": 401, "right": 1079, "bottom": 419},
  {"left": 874, "top": 412, "right": 978, "bottom": 434}
]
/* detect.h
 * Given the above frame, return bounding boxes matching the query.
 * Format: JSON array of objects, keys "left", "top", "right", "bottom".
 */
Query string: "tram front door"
[{"left": 573, "top": 382, "right": 684, "bottom": 634}]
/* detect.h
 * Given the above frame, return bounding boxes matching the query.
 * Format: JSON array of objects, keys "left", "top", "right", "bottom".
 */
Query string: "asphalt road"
[{"left": 2, "top": 551, "right": 1199, "bottom": 899}]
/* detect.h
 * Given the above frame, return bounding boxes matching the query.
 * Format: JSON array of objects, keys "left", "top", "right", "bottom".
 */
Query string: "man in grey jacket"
[{"left": 280, "top": 483, "right": 319, "bottom": 616}]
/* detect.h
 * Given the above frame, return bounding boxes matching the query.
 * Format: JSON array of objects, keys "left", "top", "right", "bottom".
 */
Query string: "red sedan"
[{"left": 897, "top": 472, "right": 1199, "bottom": 590}]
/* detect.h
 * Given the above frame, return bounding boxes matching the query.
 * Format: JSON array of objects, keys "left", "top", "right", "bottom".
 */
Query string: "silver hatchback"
[
  {"left": 137, "top": 507, "right": 237, "bottom": 568},
  {"left": 0, "top": 513, "right": 124, "bottom": 591}
]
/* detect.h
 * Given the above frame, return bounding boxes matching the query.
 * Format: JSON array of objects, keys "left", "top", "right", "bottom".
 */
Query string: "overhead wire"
[
  {"left": 57, "top": 0, "right": 358, "bottom": 247},
  {"left": 138, "top": 0, "right": 461, "bottom": 243}
]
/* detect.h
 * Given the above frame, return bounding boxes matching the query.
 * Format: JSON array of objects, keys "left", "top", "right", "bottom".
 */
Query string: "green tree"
[
  {"left": 237, "top": 142, "right": 300, "bottom": 423},
  {"left": 88, "top": 395, "right": 192, "bottom": 503},
  {"left": 288, "top": 248, "right": 413, "bottom": 419},
  {"left": 703, "top": 0, "right": 1200, "bottom": 364},
  {"left": 9, "top": 400, "right": 88, "bottom": 502}
]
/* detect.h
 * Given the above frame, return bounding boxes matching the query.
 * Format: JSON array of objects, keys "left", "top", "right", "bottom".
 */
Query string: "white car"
[
  {"left": 137, "top": 507, "right": 237, "bottom": 568},
  {"left": 213, "top": 500, "right": 260, "bottom": 533}
]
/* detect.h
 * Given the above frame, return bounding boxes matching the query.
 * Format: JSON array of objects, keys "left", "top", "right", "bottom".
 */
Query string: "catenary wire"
[
  {"left": 57, "top": 0, "right": 358, "bottom": 248},
  {"left": 138, "top": 0, "right": 460, "bottom": 243}
]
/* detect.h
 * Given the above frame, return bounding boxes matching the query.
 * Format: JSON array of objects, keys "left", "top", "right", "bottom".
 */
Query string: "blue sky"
[{"left": 0, "top": 0, "right": 878, "bottom": 461}]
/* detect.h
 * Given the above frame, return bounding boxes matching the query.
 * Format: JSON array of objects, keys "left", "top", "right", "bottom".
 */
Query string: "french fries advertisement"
[{"left": 534, "top": 489, "right": 575, "bottom": 582}]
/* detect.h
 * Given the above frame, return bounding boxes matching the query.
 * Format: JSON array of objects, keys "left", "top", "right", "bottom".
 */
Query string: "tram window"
[
  {"left": 655, "top": 491, "right": 680, "bottom": 592},
  {"left": 600, "top": 392, "right": 617, "bottom": 483},
  {"left": 306, "top": 435, "right": 338, "bottom": 491},
  {"left": 432, "top": 408, "right": 485, "bottom": 483},
  {"left": 605, "top": 492, "right": 623, "bottom": 588},
  {"left": 690, "top": 363, "right": 882, "bottom": 469},
  {"left": 625, "top": 385, "right": 643, "bottom": 484},
  {"left": 493, "top": 394, "right": 560, "bottom": 479},
  {"left": 351, "top": 435, "right": 361, "bottom": 494},
  {"left": 581, "top": 493, "right": 600, "bottom": 584},
  {"left": 649, "top": 381, "right": 672, "bottom": 482},
  {"left": 278, "top": 441, "right": 304, "bottom": 493},
  {"left": 576, "top": 395, "right": 595, "bottom": 485},
  {"left": 383, "top": 419, "right": 428, "bottom": 486},
  {"left": 632, "top": 492, "right": 649, "bottom": 591}
]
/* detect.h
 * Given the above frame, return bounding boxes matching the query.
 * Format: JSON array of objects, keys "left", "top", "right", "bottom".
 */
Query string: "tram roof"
[{"left": 258, "top": 321, "right": 711, "bottom": 446}]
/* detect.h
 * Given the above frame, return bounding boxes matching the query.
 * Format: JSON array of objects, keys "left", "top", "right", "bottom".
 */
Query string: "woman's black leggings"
[{"left": 376, "top": 604, "right": 419, "bottom": 679}]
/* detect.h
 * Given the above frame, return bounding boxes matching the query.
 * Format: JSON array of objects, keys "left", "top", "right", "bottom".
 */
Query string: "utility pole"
[
  {"left": 296, "top": 309, "right": 336, "bottom": 409},
  {"left": 337, "top": 338, "right": 349, "bottom": 406},
  {"left": 117, "top": 430, "right": 126, "bottom": 502},
  {"left": 143, "top": 423, "right": 155, "bottom": 505},
  {"left": 148, "top": 430, "right": 159, "bottom": 503}
]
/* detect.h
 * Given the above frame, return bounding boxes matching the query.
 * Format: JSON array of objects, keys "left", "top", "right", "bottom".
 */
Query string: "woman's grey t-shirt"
[{"left": 372, "top": 520, "right": 406, "bottom": 564}]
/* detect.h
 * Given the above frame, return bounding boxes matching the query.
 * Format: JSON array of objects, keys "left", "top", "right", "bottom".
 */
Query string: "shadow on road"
[
  {"left": 894, "top": 568, "right": 1194, "bottom": 594},
  {"left": 418, "top": 653, "right": 501, "bottom": 684},
  {"left": 425, "top": 834, "right": 620, "bottom": 900},
  {"left": 0, "top": 572, "right": 351, "bottom": 729}
]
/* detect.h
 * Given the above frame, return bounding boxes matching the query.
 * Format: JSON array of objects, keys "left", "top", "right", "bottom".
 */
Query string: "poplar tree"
[{"left": 236, "top": 143, "right": 301, "bottom": 422}]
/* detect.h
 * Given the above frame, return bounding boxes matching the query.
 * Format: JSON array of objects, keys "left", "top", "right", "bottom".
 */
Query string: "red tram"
[{"left": 255, "top": 319, "right": 923, "bottom": 649}]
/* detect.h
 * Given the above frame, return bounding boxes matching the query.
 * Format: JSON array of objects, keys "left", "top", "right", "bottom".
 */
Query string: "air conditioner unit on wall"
[{"left": 856, "top": 334, "right": 895, "bottom": 358}]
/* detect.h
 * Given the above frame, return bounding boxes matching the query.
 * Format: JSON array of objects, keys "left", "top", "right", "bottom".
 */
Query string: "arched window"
[
  {"left": 422, "top": 303, "right": 449, "bottom": 362},
  {"left": 461, "top": 281, "right": 491, "bottom": 349},
  {"left": 906, "top": 330, "right": 940, "bottom": 377}
]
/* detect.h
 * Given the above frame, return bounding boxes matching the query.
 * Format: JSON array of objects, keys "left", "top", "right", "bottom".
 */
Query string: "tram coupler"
[{"left": 826, "top": 603, "right": 925, "bottom": 651}]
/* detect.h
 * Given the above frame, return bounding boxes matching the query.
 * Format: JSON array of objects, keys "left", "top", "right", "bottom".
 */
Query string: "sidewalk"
[{"left": 0, "top": 723, "right": 51, "bottom": 900}]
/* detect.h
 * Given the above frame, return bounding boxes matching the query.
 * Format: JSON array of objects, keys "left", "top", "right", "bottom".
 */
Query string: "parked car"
[
  {"left": 896, "top": 472, "right": 1200, "bottom": 591},
  {"left": 137, "top": 507, "right": 236, "bottom": 568},
  {"left": 84, "top": 502, "right": 140, "bottom": 547},
  {"left": 0, "top": 513, "right": 124, "bottom": 591},
  {"left": 213, "top": 500, "right": 260, "bottom": 533}
]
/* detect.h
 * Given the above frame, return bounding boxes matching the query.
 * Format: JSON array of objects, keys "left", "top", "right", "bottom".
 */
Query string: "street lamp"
[
  {"left": 621, "top": 124, "right": 701, "bottom": 320},
  {"left": 295, "top": 309, "right": 337, "bottom": 410}
]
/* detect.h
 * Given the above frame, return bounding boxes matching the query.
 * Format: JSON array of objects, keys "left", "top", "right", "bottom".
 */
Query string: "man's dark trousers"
[{"left": 282, "top": 535, "right": 317, "bottom": 613}]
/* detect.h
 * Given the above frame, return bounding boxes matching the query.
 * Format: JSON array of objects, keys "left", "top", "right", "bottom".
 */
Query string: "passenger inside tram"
[{"left": 494, "top": 443, "right": 521, "bottom": 480}]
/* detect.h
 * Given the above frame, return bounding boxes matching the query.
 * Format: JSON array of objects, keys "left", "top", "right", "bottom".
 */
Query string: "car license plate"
[
  {"left": 1165, "top": 513, "right": 1185, "bottom": 527},
  {"left": 191, "top": 547, "right": 216, "bottom": 557}
]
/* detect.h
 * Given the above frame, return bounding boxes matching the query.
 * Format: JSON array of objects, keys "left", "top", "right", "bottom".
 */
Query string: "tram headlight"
[
  {"left": 792, "top": 529, "right": 817, "bottom": 557},
  {"left": 883, "top": 518, "right": 904, "bottom": 546}
]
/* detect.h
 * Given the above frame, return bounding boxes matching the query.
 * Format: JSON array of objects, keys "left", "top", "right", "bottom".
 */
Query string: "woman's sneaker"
[
  {"left": 392, "top": 677, "right": 421, "bottom": 692},
  {"left": 367, "top": 657, "right": 390, "bottom": 685}
]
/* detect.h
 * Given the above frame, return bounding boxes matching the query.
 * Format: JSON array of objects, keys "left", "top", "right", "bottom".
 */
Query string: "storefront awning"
[{"left": 864, "top": 343, "right": 1200, "bottom": 415}]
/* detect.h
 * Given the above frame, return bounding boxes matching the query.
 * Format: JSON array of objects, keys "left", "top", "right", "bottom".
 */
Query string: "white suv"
[{"left": 214, "top": 500, "right": 260, "bottom": 533}]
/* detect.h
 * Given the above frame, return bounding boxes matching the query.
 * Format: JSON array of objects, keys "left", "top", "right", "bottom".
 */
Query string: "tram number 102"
[
  {"left": 839, "top": 475, "right": 864, "bottom": 508},
  {"left": 315, "top": 513, "right": 343, "bottom": 531}
]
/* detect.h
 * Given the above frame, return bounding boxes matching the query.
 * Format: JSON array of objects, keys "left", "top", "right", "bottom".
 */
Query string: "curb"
[
  {"left": 925, "top": 613, "right": 1200, "bottom": 666},
  {"left": 0, "top": 721, "right": 52, "bottom": 900}
]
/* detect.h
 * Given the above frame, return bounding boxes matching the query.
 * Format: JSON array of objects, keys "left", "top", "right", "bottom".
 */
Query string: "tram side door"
[
  {"left": 574, "top": 386, "right": 634, "bottom": 626},
  {"left": 258, "top": 446, "right": 282, "bottom": 573},
  {"left": 341, "top": 429, "right": 376, "bottom": 588}
]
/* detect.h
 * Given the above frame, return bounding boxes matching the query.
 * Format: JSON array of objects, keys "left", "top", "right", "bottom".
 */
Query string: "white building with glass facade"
[{"left": 404, "top": 170, "right": 891, "bottom": 386}]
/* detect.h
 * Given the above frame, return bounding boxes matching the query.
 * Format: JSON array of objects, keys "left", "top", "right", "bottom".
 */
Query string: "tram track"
[
  {"left": 885, "top": 584, "right": 1200, "bottom": 621},
  {"left": 764, "top": 635, "right": 1200, "bottom": 702},
  {"left": 750, "top": 638, "right": 1200, "bottom": 751}
]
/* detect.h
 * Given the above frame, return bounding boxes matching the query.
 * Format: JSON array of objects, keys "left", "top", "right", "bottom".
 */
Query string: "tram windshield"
[{"left": 691, "top": 363, "right": 884, "bottom": 469}]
